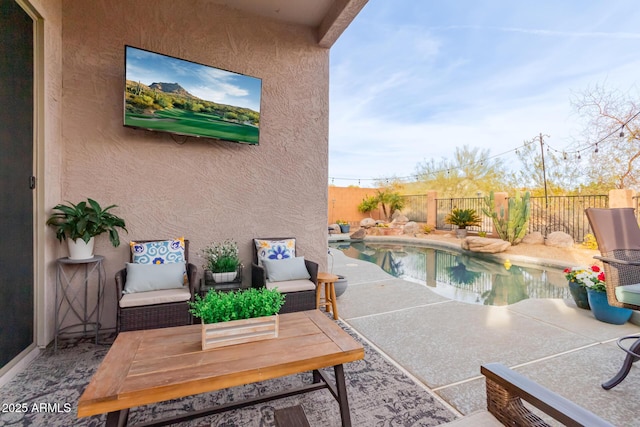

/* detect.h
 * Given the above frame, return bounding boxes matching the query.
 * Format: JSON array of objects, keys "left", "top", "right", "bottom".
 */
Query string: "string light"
[{"left": 328, "top": 110, "right": 639, "bottom": 185}]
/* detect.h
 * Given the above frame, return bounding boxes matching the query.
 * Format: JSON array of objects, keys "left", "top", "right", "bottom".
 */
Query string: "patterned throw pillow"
[
  {"left": 254, "top": 239, "right": 296, "bottom": 267},
  {"left": 130, "top": 237, "right": 186, "bottom": 265},
  {"left": 130, "top": 238, "right": 187, "bottom": 284}
]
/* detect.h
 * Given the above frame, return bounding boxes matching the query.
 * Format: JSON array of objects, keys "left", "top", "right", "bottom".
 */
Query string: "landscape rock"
[
  {"left": 391, "top": 213, "right": 409, "bottom": 224},
  {"left": 349, "top": 228, "right": 366, "bottom": 240},
  {"left": 522, "top": 231, "right": 545, "bottom": 245},
  {"left": 403, "top": 221, "right": 419, "bottom": 235},
  {"left": 545, "top": 231, "right": 574, "bottom": 248},
  {"left": 360, "top": 218, "right": 376, "bottom": 228},
  {"left": 328, "top": 224, "right": 341, "bottom": 234},
  {"left": 462, "top": 237, "right": 511, "bottom": 253}
]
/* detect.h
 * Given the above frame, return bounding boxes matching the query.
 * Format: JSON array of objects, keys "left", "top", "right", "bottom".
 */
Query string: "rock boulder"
[
  {"left": 522, "top": 231, "right": 545, "bottom": 245},
  {"left": 328, "top": 224, "right": 341, "bottom": 234},
  {"left": 349, "top": 228, "right": 366, "bottom": 240},
  {"left": 545, "top": 231, "right": 574, "bottom": 248},
  {"left": 360, "top": 218, "right": 376, "bottom": 228},
  {"left": 403, "top": 221, "right": 419, "bottom": 235},
  {"left": 462, "top": 237, "right": 511, "bottom": 253}
]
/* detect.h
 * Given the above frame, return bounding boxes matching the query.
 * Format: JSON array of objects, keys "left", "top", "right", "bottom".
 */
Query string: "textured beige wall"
[
  {"left": 51, "top": 0, "right": 329, "bottom": 332},
  {"left": 328, "top": 186, "right": 384, "bottom": 225}
]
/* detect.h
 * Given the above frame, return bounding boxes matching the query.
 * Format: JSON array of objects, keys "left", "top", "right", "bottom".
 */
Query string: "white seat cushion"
[
  {"left": 266, "top": 279, "right": 316, "bottom": 293},
  {"left": 119, "top": 286, "right": 191, "bottom": 308}
]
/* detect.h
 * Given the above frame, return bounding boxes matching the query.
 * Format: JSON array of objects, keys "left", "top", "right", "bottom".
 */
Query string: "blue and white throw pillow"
[
  {"left": 254, "top": 238, "right": 296, "bottom": 267},
  {"left": 130, "top": 237, "right": 187, "bottom": 284},
  {"left": 130, "top": 237, "right": 186, "bottom": 265}
]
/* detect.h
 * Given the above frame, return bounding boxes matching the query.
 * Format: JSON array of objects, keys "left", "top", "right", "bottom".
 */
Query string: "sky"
[
  {"left": 328, "top": 1, "right": 640, "bottom": 187},
  {"left": 125, "top": 46, "right": 262, "bottom": 112}
]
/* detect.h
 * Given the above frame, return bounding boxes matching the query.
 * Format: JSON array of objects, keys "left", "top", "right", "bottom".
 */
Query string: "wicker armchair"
[
  {"left": 251, "top": 237, "right": 318, "bottom": 313},
  {"left": 585, "top": 207, "right": 640, "bottom": 389},
  {"left": 115, "top": 239, "right": 197, "bottom": 333},
  {"left": 481, "top": 363, "right": 613, "bottom": 427}
]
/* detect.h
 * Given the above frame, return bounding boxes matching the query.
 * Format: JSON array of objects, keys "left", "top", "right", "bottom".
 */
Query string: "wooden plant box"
[{"left": 201, "top": 314, "right": 279, "bottom": 350}]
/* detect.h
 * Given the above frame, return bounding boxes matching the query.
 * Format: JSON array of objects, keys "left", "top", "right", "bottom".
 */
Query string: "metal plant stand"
[{"left": 54, "top": 256, "right": 105, "bottom": 351}]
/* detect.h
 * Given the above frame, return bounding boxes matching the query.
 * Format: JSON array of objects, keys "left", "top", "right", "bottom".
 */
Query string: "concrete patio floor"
[{"left": 328, "top": 242, "right": 640, "bottom": 426}]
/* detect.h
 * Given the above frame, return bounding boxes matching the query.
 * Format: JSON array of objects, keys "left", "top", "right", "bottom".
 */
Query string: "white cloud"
[{"left": 329, "top": 1, "right": 640, "bottom": 186}]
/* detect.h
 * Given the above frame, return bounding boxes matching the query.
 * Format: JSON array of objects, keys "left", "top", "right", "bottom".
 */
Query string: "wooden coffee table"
[{"left": 77, "top": 310, "right": 364, "bottom": 426}]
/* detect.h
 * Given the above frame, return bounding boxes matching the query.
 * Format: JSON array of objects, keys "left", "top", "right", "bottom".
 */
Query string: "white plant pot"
[
  {"left": 67, "top": 237, "right": 95, "bottom": 260},
  {"left": 211, "top": 271, "right": 237, "bottom": 283}
]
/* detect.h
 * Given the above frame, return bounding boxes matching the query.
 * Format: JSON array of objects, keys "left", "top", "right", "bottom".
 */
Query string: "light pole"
[{"left": 537, "top": 133, "right": 550, "bottom": 209}]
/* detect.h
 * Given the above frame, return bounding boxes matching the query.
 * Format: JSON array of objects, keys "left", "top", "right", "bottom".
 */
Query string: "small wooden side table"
[{"left": 317, "top": 272, "right": 339, "bottom": 320}]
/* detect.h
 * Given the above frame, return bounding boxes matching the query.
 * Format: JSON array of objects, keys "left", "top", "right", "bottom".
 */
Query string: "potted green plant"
[
  {"left": 201, "top": 239, "right": 241, "bottom": 283},
  {"left": 46, "top": 198, "right": 127, "bottom": 260},
  {"left": 445, "top": 208, "right": 481, "bottom": 239},
  {"left": 189, "top": 288, "right": 285, "bottom": 349},
  {"left": 336, "top": 220, "right": 350, "bottom": 233}
]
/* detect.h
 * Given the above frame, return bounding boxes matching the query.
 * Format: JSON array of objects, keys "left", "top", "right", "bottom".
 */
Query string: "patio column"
[
  {"left": 608, "top": 189, "right": 636, "bottom": 208},
  {"left": 426, "top": 191, "right": 437, "bottom": 228}
]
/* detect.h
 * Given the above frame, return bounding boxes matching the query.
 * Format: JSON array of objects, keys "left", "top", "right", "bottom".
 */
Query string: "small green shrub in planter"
[{"left": 189, "top": 287, "right": 285, "bottom": 324}]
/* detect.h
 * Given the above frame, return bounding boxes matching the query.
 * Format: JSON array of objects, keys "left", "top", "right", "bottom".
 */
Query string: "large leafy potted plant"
[
  {"left": 445, "top": 208, "right": 481, "bottom": 239},
  {"left": 189, "top": 288, "right": 285, "bottom": 349},
  {"left": 46, "top": 198, "right": 127, "bottom": 260},
  {"left": 200, "top": 239, "right": 241, "bottom": 283}
]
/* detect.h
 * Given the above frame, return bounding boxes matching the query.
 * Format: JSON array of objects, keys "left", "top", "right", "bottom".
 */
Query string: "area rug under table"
[{"left": 0, "top": 321, "right": 456, "bottom": 426}]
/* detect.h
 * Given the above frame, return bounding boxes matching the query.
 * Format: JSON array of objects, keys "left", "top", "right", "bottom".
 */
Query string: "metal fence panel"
[
  {"left": 429, "top": 194, "right": 609, "bottom": 242},
  {"left": 435, "top": 197, "right": 492, "bottom": 233},
  {"left": 528, "top": 195, "right": 608, "bottom": 242},
  {"left": 400, "top": 194, "right": 428, "bottom": 222}
]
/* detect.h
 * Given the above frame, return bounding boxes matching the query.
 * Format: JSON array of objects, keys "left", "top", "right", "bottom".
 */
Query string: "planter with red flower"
[
  {"left": 565, "top": 264, "right": 632, "bottom": 324},
  {"left": 564, "top": 265, "right": 603, "bottom": 310}
]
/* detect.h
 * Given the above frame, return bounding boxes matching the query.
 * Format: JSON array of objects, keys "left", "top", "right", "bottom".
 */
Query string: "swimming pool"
[{"left": 329, "top": 241, "right": 570, "bottom": 306}]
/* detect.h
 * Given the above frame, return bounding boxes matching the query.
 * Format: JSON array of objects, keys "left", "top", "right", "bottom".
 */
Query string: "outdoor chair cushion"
[
  {"left": 263, "top": 257, "right": 311, "bottom": 282},
  {"left": 119, "top": 287, "right": 192, "bottom": 308},
  {"left": 123, "top": 262, "right": 185, "bottom": 294},
  {"left": 266, "top": 279, "right": 316, "bottom": 293},
  {"left": 615, "top": 283, "right": 640, "bottom": 306}
]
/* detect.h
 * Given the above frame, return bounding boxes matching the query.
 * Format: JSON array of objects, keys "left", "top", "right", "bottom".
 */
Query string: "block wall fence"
[{"left": 327, "top": 187, "right": 637, "bottom": 231}]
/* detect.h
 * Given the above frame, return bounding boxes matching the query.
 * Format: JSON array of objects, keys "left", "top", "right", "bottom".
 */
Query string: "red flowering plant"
[{"left": 564, "top": 265, "right": 606, "bottom": 292}]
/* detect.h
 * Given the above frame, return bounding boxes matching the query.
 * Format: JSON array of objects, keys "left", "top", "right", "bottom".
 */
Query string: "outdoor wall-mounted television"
[{"left": 124, "top": 45, "right": 261, "bottom": 145}]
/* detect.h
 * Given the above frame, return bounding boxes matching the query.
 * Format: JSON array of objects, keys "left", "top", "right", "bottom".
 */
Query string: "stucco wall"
[
  {"left": 328, "top": 186, "right": 383, "bottom": 225},
  {"left": 53, "top": 0, "right": 329, "bottom": 332}
]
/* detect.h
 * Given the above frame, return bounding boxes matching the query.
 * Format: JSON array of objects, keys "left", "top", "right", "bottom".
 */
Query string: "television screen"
[{"left": 124, "top": 45, "right": 261, "bottom": 145}]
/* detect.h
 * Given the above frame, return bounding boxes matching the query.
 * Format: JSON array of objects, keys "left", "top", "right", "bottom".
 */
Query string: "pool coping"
[{"left": 333, "top": 234, "right": 578, "bottom": 271}]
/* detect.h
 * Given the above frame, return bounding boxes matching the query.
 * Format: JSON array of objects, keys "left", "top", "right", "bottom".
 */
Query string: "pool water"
[{"left": 329, "top": 241, "right": 570, "bottom": 306}]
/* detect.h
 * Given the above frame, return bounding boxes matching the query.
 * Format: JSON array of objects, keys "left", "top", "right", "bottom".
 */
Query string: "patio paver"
[{"left": 331, "top": 244, "right": 640, "bottom": 426}]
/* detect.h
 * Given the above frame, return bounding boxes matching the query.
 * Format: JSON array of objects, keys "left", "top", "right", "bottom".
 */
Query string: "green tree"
[
  {"left": 224, "top": 111, "right": 238, "bottom": 121},
  {"left": 358, "top": 195, "right": 379, "bottom": 217},
  {"left": 414, "top": 145, "right": 507, "bottom": 197},
  {"left": 375, "top": 189, "right": 405, "bottom": 220},
  {"left": 509, "top": 137, "right": 579, "bottom": 195}
]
